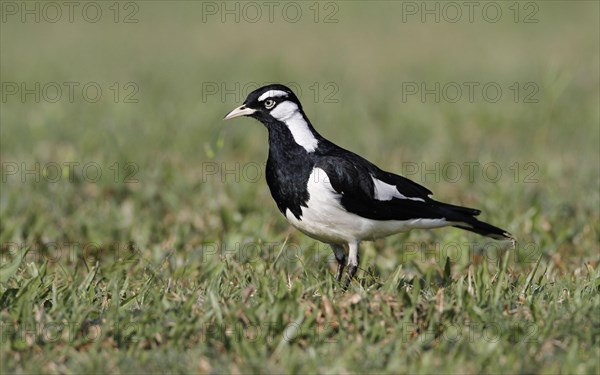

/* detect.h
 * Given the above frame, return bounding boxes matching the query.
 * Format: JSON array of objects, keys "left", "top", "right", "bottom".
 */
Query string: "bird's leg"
[
  {"left": 344, "top": 242, "right": 360, "bottom": 288},
  {"left": 330, "top": 244, "right": 346, "bottom": 282}
]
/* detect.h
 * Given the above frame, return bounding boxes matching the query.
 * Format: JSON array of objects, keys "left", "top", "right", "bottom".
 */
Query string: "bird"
[{"left": 224, "top": 84, "right": 514, "bottom": 288}]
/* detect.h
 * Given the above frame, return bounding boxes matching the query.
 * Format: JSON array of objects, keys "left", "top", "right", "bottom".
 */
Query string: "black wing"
[
  {"left": 372, "top": 167, "right": 482, "bottom": 217},
  {"left": 317, "top": 143, "right": 432, "bottom": 198},
  {"left": 313, "top": 145, "right": 511, "bottom": 239},
  {"left": 314, "top": 155, "right": 512, "bottom": 240},
  {"left": 315, "top": 156, "right": 452, "bottom": 221}
]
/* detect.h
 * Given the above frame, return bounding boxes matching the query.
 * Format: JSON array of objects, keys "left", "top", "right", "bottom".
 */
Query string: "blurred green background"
[
  {"left": 1, "top": 1, "right": 599, "bottom": 374},
  {"left": 2, "top": 1, "right": 597, "bottom": 259}
]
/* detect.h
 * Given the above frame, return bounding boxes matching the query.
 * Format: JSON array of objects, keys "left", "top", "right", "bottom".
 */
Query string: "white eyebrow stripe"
[
  {"left": 371, "top": 176, "right": 425, "bottom": 202},
  {"left": 258, "top": 90, "right": 289, "bottom": 102}
]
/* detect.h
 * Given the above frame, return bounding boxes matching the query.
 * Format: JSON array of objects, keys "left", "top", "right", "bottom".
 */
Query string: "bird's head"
[
  {"left": 224, "top": 83, "right": 320, "bottom": 152},
  {"left": 223, "top": 84, "right": 303, "bottom": 124}
]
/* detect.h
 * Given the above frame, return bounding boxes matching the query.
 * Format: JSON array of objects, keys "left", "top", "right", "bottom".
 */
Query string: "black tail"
[
  {"left": 439, "top": 202, "right": 515, "bottom": 242},
  {"left": 453, "top": 218, "right": 514, "bottom": 241}
]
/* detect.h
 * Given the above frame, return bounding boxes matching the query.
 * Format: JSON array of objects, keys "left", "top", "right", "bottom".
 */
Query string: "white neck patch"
[
  {"left": 270, "top": 101, "right": 319, "bottom": 152},
  {"left": 258, "top": 90, "right": 288, "bottom": 102}
]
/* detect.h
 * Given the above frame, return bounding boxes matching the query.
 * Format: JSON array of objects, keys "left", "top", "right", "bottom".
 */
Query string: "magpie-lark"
[{"left": 224, "top": 84, "right": 514, "bottom": 287}]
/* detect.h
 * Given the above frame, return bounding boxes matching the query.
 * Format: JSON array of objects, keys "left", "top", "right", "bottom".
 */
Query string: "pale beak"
[{"left": 223, "top": 105, "right": 256, "bottom": 120}]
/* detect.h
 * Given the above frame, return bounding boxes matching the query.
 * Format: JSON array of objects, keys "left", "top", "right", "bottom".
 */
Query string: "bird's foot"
[
  {"left": 335, "top": 263, "right": 345, "bottom": 283},
  {"left": 343, "top": 264, "right": 358, "bottom": 289}
]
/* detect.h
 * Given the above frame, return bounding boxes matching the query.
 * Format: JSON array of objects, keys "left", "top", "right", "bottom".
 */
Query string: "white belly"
[{"left": 285, "top": 168, "right": 449, "bottom": 244}]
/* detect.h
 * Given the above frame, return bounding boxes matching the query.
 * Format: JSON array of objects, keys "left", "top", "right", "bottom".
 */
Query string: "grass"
[{"left": 1, "top": 1, "right": 599, "bottom": 374}]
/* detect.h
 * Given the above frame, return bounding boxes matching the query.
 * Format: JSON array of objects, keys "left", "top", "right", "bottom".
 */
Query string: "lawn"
[{"left": 1, "top": 1, "right": 599, "bottom": 374}]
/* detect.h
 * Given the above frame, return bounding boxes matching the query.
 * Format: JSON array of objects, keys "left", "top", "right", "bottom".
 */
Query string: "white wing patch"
[
  {"left": 258, "top": 90, "right": 288, "bottom": 102},
  {"left": 371, "top": 175, "right": 425, "bottom": 202},
  {"left": 270, "top": 101, "right": 319, "bottom": 152}
]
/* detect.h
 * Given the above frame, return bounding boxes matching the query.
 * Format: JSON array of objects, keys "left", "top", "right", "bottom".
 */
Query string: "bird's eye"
[{"left": 264, "top": 99, "right": 276, "bottom": 109}]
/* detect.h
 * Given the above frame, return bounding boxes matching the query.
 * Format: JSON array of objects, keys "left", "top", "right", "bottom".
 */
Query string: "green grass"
[{"left": 1, "top": 1, "right": 599, "bottom": 374}]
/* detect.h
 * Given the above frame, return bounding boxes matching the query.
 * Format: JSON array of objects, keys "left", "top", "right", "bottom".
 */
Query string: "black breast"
[{"left": 265, "top": 125, "right": 315, "bottom": 220}]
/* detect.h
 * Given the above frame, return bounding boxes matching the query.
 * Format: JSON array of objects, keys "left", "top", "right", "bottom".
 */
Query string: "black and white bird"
[{"left": 224, "top": 84, "right": 514, "bottom": 287}]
